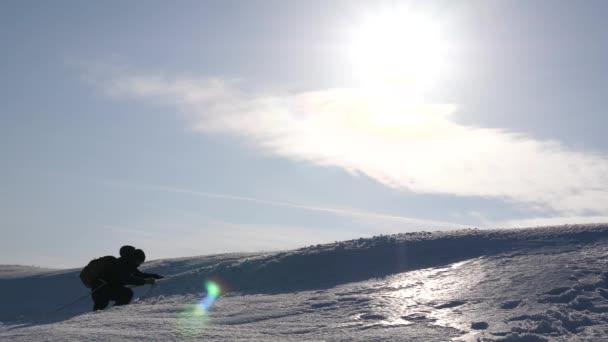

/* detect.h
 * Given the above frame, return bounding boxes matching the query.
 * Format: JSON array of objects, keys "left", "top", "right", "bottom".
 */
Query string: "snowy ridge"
[
  {"left": 3, "top": 224, "right": 608, "bottom": 341},
  {"left": 154, "top": 224, "right": 608, "bottom": 295}
]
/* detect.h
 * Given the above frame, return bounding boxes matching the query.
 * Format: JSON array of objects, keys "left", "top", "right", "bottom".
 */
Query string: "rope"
[
  {"left": 42, "top": 275, "right": 170, "bottom": 314},
  {"left": 47, "top": 281, "right": 107, "bottom": 315},
  {"left": 159, "top": 267, "right": 204, "bottom": 280},
  {"left": 7, "top": 282, "right": 108, "bottom": 323},
  {"left": 7, "top": 267, "right": 204, "bottom": 324}
]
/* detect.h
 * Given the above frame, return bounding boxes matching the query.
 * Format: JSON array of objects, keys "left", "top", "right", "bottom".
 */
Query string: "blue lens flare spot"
[{"left": 176, "top": 279, "right": 223, "bottom": 338}]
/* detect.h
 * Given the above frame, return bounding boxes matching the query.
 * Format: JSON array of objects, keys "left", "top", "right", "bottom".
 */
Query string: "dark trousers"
[{"left": 91, "top": 281, "right": 134, "bottom": 311}]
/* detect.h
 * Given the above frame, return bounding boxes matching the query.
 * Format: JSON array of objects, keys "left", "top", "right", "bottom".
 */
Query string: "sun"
[
  {"left": 346, "top": 8, "right": 449, "bottom": 126},
  {"left": 349, "top": 9, "right": 448, "bottom": 96}
]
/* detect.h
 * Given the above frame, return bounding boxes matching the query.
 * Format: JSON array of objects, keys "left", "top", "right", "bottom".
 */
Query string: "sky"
[{"left": 2, "top": 0, "right": 608, "bottom": 268}]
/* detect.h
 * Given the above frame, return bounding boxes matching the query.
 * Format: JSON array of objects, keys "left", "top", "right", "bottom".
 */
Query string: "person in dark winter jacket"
[{"left": 91, "top": 246, "right": 164, "bottom": 311}]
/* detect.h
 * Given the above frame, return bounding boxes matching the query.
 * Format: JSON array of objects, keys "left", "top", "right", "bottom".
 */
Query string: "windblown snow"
[{"left": 3, "top": 224, "right": 608, "bottom": 341}]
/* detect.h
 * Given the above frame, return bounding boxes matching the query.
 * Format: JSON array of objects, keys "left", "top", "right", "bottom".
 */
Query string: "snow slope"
[{"left": 3, "top": 224, "right": 608, "bottom": 341}]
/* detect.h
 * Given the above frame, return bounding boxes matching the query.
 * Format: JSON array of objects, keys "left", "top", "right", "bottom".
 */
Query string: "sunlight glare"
[
  {"left": 348, "top": 8, "right": 449, "bottom": 127},
  {"left": 349, "top": 9, "right": 447, "bottom": 93}
]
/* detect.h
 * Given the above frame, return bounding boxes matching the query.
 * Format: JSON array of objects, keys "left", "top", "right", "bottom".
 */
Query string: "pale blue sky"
[{"left": 2, "top": 0, "right": 608, "bottom": 267}]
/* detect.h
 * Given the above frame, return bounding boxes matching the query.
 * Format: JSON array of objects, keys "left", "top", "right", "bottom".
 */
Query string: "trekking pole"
[
  {"left": 131, "top": 272, "right": 185, "bottom": 303},
  {"left": 134, "top": 283, "right": 158, "bottom": 302}
]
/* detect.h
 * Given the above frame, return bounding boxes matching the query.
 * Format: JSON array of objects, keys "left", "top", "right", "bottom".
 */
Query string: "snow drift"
[{"left": 3, "top": 224, "right": 608, "bottom": 341}]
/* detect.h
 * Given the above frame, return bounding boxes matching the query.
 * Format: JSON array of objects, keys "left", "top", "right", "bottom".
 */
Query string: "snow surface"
[{"left": 3, "top": 224, "right": 608, "bottom": 341}]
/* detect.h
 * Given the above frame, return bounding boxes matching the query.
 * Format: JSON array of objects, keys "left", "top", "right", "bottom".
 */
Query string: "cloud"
[
  {"left": 100, "top": 180, "right": 468, "bottom": 231},
  {"left": 102, "top": 74, "right": 608, "bottom": 216},
  {"left": 99, "top": 184, "right": 469, "bottom": 262}
]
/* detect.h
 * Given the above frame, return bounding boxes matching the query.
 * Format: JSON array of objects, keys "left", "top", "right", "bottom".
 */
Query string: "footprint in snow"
[
  {"left": 359, "top": 313, "right": 387, "bottom": 320},
  {"left": 433, "top": 300, "right": 466, "bottom": 309},
  {"left": 471, "top": 321, "right": 489, "bottom": 330},
  {"left": 310, "top": 301, "right": 338, "bottom": 309},
  {"left": 543, "top": 287, "right": 571, "bottom": 295},
  {"left": 540, "top": 289, "right": 578, "bottom": 303},
  {"left": 597, "top": 288, "right": 608, "bottom": 299},
  {"left": 336, "top": 297, "right": 371, "bottom": 304},
  {"left": 401, "top": 313, "right": 435, "bottom": 322},
  {"left": 500, "top": 300, "right": 522, "bottom": 310}
]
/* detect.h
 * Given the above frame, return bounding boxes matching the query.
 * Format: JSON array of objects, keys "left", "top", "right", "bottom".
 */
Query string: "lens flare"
[
  {"left": 176, "top": 279, "right": 223, "bottom": 338},
  {"left": 198, "top": 280, "right": 221, "bottom": 313},
  {"left": 206, "top": 281, "right": 221, "bottom": 297}
]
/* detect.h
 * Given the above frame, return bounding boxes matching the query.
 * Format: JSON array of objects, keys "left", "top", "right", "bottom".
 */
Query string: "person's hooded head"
[
  {"left": 119, "top": 245, "right": 144, "bottom": 267},
  {"left": 133, "top": 249, "right": 146, "bottom": 267},
  {"left": 119, "top": 245, "right": 136, "bottom": 259}
]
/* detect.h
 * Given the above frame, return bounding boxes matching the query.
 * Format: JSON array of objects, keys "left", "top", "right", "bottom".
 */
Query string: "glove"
[
  {"left": 153, "top": 274, "right": 164, "bottom": 280},
  {"left": 144, "top": 278, "right": 156, "bottom": 285}
]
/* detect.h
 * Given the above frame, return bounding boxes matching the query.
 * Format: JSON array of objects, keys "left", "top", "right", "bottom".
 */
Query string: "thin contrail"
[{"left": 101, "top": 180, "right": 468, "bottom": 229}]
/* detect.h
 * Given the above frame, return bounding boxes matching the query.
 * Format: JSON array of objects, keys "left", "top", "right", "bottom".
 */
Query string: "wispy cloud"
[
  {"left": 99, "top": 73, "right": 608, "bottom": 216},
  {"left": 101, "top": 180, "right": 468, "bottom": 231}
]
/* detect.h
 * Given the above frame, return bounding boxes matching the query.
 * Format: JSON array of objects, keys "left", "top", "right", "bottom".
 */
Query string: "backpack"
[{"left": 80, "top": 256, "right": 117, "bottom": 288}]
